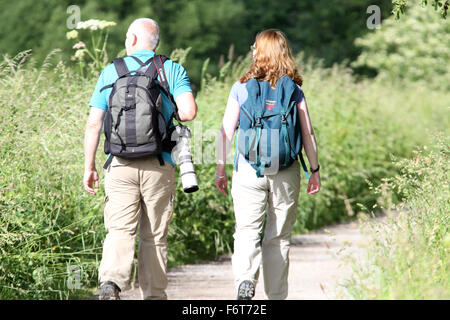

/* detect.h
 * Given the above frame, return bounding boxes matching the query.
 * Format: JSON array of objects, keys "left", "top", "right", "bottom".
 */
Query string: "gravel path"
[{"left": 118, "top": 218, "right": 376, "bottom": 300}]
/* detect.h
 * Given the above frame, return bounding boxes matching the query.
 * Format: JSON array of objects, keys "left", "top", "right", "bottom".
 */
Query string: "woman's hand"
[
  {"left": 307, "top": 172, "right": 321, "bottom": 194},
  {"left": 215, "top": 165, "right": 228, "bottom": 195}
]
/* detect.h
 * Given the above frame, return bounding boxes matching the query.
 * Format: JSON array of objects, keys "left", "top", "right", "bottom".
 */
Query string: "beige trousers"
[
  {"left": 98, "top": 156, "right": 176, "bottom": 300},
  {"left": 231, "top": 160, "right": 300, "bottom": 300}
]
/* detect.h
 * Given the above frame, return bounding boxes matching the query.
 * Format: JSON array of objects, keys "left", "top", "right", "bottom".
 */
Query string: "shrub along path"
[{"left": 115, "top": 216, "right": 384, "bottom": 300}]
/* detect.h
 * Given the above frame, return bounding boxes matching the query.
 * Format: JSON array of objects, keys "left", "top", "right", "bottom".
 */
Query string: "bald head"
[{"left": 125, "top": 18, "right": 160, "bottom": 55}]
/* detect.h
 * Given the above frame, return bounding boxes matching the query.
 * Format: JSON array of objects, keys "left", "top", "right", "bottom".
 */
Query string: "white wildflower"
[
  {"left": 99, "top": 21, "right": 116, "bottom": 29},
  {"left": 72, "top": 41, "right": 86, "bottom": 50},
  {"left": 71, "top": 49, "right": 86, "bottom": 61},
  {"left": 76, "top": 19, "right": 116, "bottom": 31},
  {"left": 66, "top": 30, "right": 79, "bottom": 40}
]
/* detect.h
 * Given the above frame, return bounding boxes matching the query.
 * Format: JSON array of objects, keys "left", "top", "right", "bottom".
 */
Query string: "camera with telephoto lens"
[{"left": 172, "top": 124, "right": 199, "bottom": 193}]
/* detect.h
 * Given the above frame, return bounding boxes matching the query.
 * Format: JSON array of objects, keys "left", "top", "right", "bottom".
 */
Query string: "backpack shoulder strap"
[
  {"left": 112, "top": 58, "right": 129, "bottom": 78},
  {"left": 276, "top": 76, "right": 296, "bottom": 115},
  {"left": 152, "top": 55, "right": 170, "bottom": 92},
  {"left": 143, "top": 55, "right": 167, "bottom": 80},
  {"left": 245, "top": 78, "right": 262, "bottom": 114},
  {"left": 146, "top": 55, "right": 182, "bottom": 122},
  {"left": 277, "top": 76, "right": 310, "bottom": 178},
  {"left": 100, "top": 58, "right": 129, "bottom": 92},
  {"left": 272, "top": 76, "right": 294, "bottom": 169}
]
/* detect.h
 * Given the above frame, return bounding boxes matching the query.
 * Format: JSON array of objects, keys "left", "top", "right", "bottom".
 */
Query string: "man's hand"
[
  {"left": 307, "top": 172, "right": 321, "bottom": 194},
  {"left": 84, "top": 169, "right": 99, "bottom": 196}
]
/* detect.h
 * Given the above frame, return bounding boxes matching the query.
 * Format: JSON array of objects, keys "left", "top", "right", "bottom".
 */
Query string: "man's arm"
[
  {"left": 175, "top": 91, "right": 197, "bottom": 121},
  {"left": 83, "top": 107, "right": 105, "bottom": 195}
]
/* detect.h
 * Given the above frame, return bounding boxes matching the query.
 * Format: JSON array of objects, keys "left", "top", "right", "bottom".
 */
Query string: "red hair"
[{"left": 240, "top": 29, "right": 303, "bottom": 87}]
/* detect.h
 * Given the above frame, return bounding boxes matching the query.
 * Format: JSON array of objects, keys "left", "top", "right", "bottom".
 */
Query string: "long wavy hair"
[{"left": 240, "top": 29, "right": 303, "bottom": 88}]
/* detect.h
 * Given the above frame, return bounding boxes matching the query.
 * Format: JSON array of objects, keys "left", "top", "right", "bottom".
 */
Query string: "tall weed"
[{"left": 342, "top": 135, "right": 449, "bottom": 299}]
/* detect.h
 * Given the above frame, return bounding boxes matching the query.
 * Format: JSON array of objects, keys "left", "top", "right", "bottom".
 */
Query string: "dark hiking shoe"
[
  {"left": 99, "top": 281, "right": 121, "bottom": 300},
  {"left": 237, "top": 280, "right": 255, "bottom": 300}
]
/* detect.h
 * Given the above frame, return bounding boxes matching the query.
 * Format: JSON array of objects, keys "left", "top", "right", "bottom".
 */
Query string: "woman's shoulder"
[
  {"left": 231, "top": 80, "right": 247, "bottom": 90},
  {"left": 229, "top": 81, "right": 249, "bottom": 105},
  {"left": 230, "top": 80, "right": 247, "bottom": 95},
  {"left": 293, "top": 83, "right": 305, "bottom": 103}
]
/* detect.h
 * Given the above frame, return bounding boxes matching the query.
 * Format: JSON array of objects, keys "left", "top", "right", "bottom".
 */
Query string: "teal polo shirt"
[{"left": 89, "top": 49, "right": 193, "bottom": 166}]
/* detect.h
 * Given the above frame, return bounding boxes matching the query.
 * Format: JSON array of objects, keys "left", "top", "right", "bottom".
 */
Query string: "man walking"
[{"left": 83, "top": 18, "right": 197, "bottom": 300}]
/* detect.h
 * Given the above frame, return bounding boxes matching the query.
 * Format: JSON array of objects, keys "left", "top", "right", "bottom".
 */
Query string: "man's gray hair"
[{"left": 129, "top": 18, "right": 160, "bottom": 50}]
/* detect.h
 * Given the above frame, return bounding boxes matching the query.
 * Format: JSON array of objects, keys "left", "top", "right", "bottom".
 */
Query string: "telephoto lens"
[{"left": 172, "top": 125, "right": 199, "bottom": 193}]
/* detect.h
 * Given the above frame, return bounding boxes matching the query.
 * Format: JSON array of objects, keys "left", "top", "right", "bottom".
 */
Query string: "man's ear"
[{"left": 132, "top": 33, "right": 137, "bottom": 46}]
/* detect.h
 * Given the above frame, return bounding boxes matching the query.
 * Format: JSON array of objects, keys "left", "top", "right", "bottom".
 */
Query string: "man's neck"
[{"left": 128, "top": 46, "right": 155, "bottom": 55}]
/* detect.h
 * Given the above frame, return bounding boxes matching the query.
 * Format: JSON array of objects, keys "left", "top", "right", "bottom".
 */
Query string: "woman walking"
[{"left": 216, "top": 29, "right": 321, "bottom": 300}]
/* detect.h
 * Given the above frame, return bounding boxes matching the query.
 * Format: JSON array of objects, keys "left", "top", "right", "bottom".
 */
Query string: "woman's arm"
[
  {"left": 298, "top": 98, "right": 319, "bottom": 170},
  {"left": 216, "top": 95, "right": 240, "bottom": 194},
  {"left": 297, "top": 98, "right": 321, "bottom": 194}
]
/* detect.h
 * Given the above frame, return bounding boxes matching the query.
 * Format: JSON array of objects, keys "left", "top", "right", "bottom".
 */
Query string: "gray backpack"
[{"left": 100, "top": 55, "right": 179, "bottom": 168}]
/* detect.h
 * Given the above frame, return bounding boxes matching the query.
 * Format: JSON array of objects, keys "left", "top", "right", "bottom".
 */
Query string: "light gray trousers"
[{"left": 231, "top": 160, "right": 300, "bottom": 300}]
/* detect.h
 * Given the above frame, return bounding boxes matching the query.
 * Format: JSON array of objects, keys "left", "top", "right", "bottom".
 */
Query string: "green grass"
[
  {"left": 0, "top": 50, "right": 448, "bottom": 299},
  {"left": 342, "top": 135, "right": 449, "bottom": 299}
]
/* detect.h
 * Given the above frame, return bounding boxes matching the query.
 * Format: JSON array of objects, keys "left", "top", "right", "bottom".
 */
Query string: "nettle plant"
[{"left": 66, "top": 19, "right": 116, "bottom": 78}]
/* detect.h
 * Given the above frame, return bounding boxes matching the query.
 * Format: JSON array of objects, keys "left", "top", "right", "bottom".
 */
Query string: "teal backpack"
[{"left": 235, "top": 76, "right": 309, "bottom": 178}]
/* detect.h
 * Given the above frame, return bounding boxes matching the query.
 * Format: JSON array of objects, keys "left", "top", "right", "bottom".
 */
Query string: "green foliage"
[
  {"left": 393, "top": 0, "right": 449, "bottom": 19},
  {"left": 169, "top": 47, "right": 192, "bottom": 67},
  {"left": 0, "top": 0, "right": 397, "bottom": 88},
  {"left": 169, "top": 165, "right": 234, "bottom": 266},
  {"left": 263, "top": 0, "right": 392, "bottom": 67},
  {"left": 0, "top": 51, "right": 104, "bottom": 299},
  {"left": 353, "top": 4, "right": 450, "bottom": 89},
  {"left": 343, "top": 135, "right": 449, "bottom": 299}
]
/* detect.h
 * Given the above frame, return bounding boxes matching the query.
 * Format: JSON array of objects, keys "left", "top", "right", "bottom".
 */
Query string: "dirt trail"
[{"left": 118, "top": 217, "right": 379, "bottom": 300}]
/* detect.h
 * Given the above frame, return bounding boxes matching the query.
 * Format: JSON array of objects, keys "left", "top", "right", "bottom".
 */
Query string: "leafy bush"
[
  {"left": 353, "top": 4, "right": 450, "bottom": 90},
  {"left": 393, "top": 0, "right": 449, "bottom": 19}
]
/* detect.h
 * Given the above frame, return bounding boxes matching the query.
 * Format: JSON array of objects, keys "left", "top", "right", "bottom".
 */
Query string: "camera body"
[{"left": 171, "top": 125, "right": 199, "bottom": 193}]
